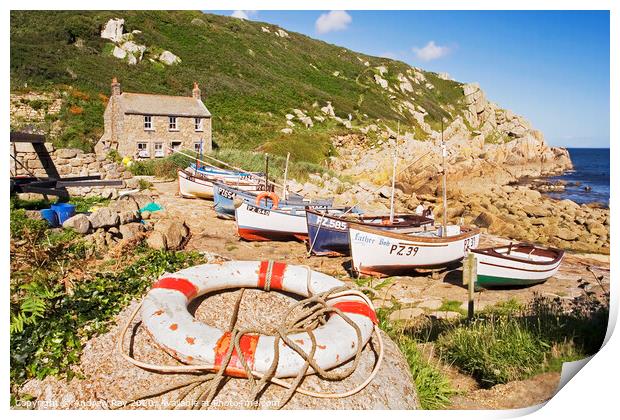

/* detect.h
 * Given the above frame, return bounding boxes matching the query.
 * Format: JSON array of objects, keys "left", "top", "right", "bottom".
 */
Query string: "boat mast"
[
  {"left": 282, "top": 152, "right": 290, "bottom": 200},
  {"left": 264, "top": 153, "right": 269, "bottom": 195},
  {"left": 441, "top": 119, "right": 448, "bottom": 237},
  {"left": 389, "top": 121, "right": 399, "bottom": 224}
]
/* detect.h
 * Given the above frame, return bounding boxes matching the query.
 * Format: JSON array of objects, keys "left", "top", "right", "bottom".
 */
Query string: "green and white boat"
[{"left": 470, "top": 243, "right": 564, "bottom": 288}]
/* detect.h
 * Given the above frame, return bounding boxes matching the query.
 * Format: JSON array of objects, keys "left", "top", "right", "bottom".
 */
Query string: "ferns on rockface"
[{"left": 10, "top": 282, "right": 60, "bottom": 334}]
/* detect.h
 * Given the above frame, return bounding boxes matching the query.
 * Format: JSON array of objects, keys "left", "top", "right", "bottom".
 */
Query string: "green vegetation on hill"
[{"left": 11, "top": 10, "right": 469, "bottom": 164}]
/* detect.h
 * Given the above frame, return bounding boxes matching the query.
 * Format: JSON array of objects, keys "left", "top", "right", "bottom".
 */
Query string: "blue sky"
[{"left": 209, "top": 10, "right": 610, "bottom": 148}]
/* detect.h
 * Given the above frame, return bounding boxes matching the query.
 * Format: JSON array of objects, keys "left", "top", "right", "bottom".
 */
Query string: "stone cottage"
[{"left": 95, "top": 78, "right": 212, "bottom": 159}]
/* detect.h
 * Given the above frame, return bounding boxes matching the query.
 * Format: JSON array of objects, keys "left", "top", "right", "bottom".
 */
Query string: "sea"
[{"left": 545, "top": 148, "right": 610, "bottom": 207}]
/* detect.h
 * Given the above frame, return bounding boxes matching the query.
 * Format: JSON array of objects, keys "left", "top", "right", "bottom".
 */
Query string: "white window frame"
[
  {"left": 194, "top": 117, "right": 203, "bottom": 132},
  {"left": 154, "top": 142, "right": 164, "bottom": 158},
  {"left": 144, "top": 115, "right": 153, "bottom": 131},
  {"left": 194, "top": 142, "right": 203, "bottom": 154},
  {"left": 168, "top": 116, "right": 178, "bottom": 131},
  {"left": 170, "top": 141, "right": 182, "bottom": 152},
  {"left": 137, "top": 142, "right": 149, "bottom": 158}
]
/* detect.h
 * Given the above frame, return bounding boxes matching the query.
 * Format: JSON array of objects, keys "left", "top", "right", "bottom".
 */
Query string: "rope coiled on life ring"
[{"left": 115, "top": 261, "right": 384, "bottom": 410}]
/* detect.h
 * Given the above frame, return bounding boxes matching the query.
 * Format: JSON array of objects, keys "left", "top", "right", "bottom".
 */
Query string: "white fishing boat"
[
  {"left": 470, "top": 243, "right": 564, "bottom": 288},
  {"left": 178, "top": 169, "right": 260, "bottom": 199},
  {"left": 235, "top": 202, "right": 351, "bottom": 242},
  {"left": 235, "top": 202, "right": 310, "bottom": 241},
  {"left": 348, "top": 224, "right": 480, "bottom": 277}
]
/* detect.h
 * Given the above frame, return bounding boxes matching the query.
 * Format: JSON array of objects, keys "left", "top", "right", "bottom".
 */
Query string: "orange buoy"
[{"left": 255, "top": 191, "right": 279, "bottom": 209}]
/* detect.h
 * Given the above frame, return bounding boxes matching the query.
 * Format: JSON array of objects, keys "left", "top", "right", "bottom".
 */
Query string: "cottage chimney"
[
  {"left": 192, "top": 81, "right": 201, "bottom": 101},
  {"left": 111, "top": 77, "right": 121, "bottom": 96}
]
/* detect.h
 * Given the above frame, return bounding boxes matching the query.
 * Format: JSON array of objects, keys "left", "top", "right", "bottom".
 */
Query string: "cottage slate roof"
[{"left": 118, "top": 92, "right": 211, "bottom": 118}]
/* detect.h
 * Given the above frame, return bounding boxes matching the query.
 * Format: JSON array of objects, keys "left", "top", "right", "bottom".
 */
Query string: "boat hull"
[
  {"left": 472, "top": 246, "right": 564, "bottom": 288},
  {"left": 179, "top": 170, "right": 263, "bottom": 200},
  {"left": 348, "top": 225, "right": 480, "bottom": 277},
  {"left": 178, "top": 170, "right": 216, "bottom": 199},
  {"left": 306, "top": 211, "right": 434, "bottom": 257},
  {"left": 213, "top": 183, "right": 332, "bottom": 219},
  {"left": 235, "top": 202, "right": 309, "bottom": 242}
]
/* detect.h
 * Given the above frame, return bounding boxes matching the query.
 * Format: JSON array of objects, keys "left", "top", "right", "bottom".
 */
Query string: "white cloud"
[
  {"left": 315, "top": 11, "right": 352, "bottom": 34},
  {"left": 412, "top": 41, "right": 451, "bottom": 61},
  {"left": 231, "top": 10, "right": 257, "bottom": 20}
]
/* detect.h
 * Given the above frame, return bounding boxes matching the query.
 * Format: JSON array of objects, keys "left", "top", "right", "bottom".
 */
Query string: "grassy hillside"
[{"left": 10, "top": 10, "right": 468, "bottom": 163}]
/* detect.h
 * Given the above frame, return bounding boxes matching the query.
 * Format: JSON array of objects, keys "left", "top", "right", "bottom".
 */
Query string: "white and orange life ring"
[
  {"left": 138, "top": 261, "right": 377, "bottom": 379},
  {"left": 255, "top": 191, "right": 279, "bottom": 209}
]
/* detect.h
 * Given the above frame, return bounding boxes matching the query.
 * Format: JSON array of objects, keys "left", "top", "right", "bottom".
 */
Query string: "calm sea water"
[{"left": 546, "top": 148, "right": 610, "bottom": 206}]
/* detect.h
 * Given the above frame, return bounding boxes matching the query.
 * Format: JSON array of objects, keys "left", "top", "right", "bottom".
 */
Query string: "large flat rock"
[{"left": 21, "top": 288, "right": 419, "bottom": 410}]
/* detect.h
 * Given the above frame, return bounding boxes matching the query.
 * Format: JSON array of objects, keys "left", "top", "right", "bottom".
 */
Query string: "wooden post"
[
  {"left": 282, "top": 152, "right": 290, "bottom": 200},
  {"left": 463, "top": 252, "right": 477, "bottom": 319}
]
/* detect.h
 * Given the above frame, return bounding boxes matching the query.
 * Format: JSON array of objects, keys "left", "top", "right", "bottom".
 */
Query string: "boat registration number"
[
  {"left": 247, "top": 204, "right": 270, "bottom": 216},
  {"left": 319, "top": 217, "right": 347, "bottom": 231},
  {"left": 463, "top": 237, "right": 477, "bottom": 251},
  {"left": 389, "top": 244, "right": 419, "bottom": 256},
  {"left": 218, "top": 187, "right": 235, "bottom": 199}
]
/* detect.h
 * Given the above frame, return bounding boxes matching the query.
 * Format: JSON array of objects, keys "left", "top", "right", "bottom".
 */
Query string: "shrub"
[
  {"left": 436, "top": 317, "right": 547, "bottom": 386},
  {"left": 138, "top": 178, "right": 153, "bottom": 190},
  {"left": 10, "top": 244, "right": 204, "bottom": 387},
  {"left": 433, "top": 293, "right": 608, "bottom": 387}
]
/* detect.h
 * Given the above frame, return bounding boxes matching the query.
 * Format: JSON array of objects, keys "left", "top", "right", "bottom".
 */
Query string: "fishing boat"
[
  {"left": 235, "top": 202, "right": 352, "bottom": 242},
  {"left": 306, "top": 208, "right": 434, "bottom": 256},
  {"left": 348, "top": 224, "right": 480, "bottom": 277},
  {"left": 178, "top": 169, "right": 262, "bottom": 199},
  {"left": 188, "top": 163, "right": 264, "bottom": 181},
  {"left": 213, "top": 182, "right": 333, "bottom": 219},
  {"left": 470, "top": 243, "right": 564, "bottom": 288}
]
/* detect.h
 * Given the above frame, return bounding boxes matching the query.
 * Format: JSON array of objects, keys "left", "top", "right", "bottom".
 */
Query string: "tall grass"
[
  {"left": 423, "top": 293, "right": 609, "bottom": 387},
  {"left": 129, "top": 148, "right": 334, "bottom": 183},
  {"left": 376, "top": 307, "right": 456, "bottom": 410}
]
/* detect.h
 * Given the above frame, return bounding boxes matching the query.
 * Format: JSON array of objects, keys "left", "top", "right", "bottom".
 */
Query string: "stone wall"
[
  {"left": 10, "top": 92, "right": 63, "bottom": 124},
  {"left": 10, "top": 92, "right": 64, "bottom": 138},
  {"left": 11, "top": 142, "right": 134, "bottom": 198}
]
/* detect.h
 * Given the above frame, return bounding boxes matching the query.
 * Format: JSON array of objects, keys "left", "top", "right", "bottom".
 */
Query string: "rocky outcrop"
[
  {"left": 100, "top": 18, "right": 180, "bottom": 66},
  {"left": 158, "top": 50, "right": 181, "bottom": 65},
  {"left": 100, "top": 18, "right": 125, "bottom": 43},
  {"left": 20, "top": 292, "right": 418, "bottom": 409}
]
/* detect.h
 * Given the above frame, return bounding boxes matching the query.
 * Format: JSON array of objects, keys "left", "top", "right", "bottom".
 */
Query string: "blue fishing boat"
[
  {"left": 306, "top": 208, "right": 434, "bottom": 256},
  {"left": 213, "top": 182, "right": 333, "bottom": 219}
]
